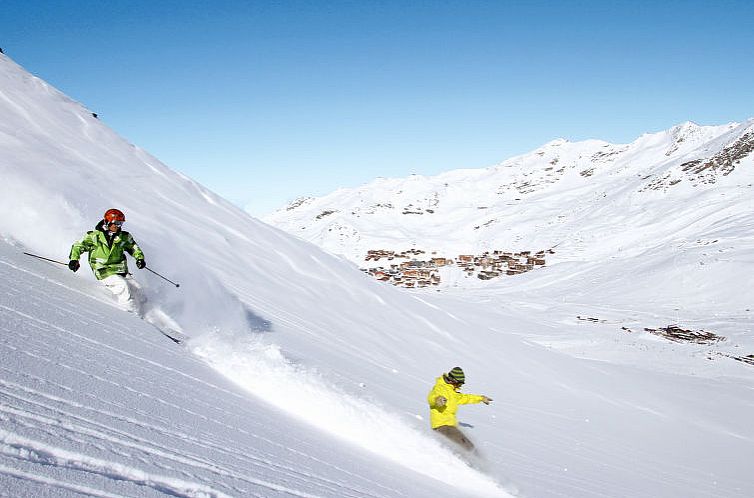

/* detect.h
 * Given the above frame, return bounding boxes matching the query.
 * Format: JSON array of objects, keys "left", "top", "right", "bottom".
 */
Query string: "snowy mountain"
[
  {"left": 264, "top": 119, "right": 754, "bottom": 292},
  {"left": 2, "top": 52, "right": 754, "bottom": 498}
]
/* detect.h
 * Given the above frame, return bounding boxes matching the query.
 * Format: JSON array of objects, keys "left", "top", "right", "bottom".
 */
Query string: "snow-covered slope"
[
  {"left": 0, "top": 241, "right": 469, "bottom": 497},
  {"left": 2, "top": 53, "right": 754, "bottom": 498}
]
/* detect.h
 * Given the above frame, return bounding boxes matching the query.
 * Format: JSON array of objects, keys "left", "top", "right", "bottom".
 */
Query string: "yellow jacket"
[{"left": 427, "top": 376, "right": 485, "bottom": 428}]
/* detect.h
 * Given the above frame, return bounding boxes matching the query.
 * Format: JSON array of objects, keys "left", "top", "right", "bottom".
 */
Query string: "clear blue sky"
[{"left": 3, "top": 0, "right": 753, "bottom": 215}]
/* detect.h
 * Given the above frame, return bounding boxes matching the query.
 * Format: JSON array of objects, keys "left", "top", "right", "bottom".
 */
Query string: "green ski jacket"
[{"left": 69, "top": 221, "right": 145, "bottom": 280}]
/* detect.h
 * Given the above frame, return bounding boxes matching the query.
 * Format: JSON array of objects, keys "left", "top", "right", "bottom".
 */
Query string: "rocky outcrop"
[{"left": 679, "top": 131, "right": 754, "bottom": 183}]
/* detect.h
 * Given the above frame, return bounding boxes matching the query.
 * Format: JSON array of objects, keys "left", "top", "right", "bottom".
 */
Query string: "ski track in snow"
[
  {"left": 0, "top": 376, "right": 406, "bottom": 498},
  {"left": 0, "top": 429, "right": 237, "bottom": 498},
  {"left": 0, "top": 464, "right": 126, "bottom": 498}
]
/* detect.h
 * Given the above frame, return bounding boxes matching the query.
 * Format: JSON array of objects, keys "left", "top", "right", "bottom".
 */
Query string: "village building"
[{"left": 362, "top": 247, "right": 552, "bottom": 288}]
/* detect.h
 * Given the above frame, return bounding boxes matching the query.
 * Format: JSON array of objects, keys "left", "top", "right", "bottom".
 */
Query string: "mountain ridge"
[{"left": 264, "top": 120, "right": 754, "bottom": 288}]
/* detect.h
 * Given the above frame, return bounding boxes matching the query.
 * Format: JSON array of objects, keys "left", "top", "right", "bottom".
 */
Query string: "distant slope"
[{"left": 264, "top": 120, "right": 754, "bottom": 286}]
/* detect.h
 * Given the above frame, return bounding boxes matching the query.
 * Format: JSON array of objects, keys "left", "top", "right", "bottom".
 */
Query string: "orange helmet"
[{"left": 104, "top": 208, "right": 126, "bottom": 223}]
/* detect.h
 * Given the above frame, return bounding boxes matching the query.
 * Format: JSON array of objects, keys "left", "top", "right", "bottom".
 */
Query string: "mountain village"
[{"left": 362, "top": 247, "right": 553, "bottom": 287}]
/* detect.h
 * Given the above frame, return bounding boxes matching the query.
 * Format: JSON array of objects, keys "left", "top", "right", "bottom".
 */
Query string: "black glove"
[
  {"left": 135, "top": 259, "right": 146, "bottom": 269},
  {"left": 68, "top": 260, "right": 80, "bottom": 272}
]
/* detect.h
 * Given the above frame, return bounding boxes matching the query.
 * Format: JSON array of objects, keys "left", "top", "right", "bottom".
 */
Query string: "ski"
[
  {"left": 160, "top": 330, "right": 183, "bottom": 344},
  {"left": 148, "top": 324, "right": 186, "bottom": 344}
]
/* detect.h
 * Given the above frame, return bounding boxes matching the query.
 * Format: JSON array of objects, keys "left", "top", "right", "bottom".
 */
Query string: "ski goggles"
[{"left": 107, "top": 220, "right": 124, "bottom": 227}]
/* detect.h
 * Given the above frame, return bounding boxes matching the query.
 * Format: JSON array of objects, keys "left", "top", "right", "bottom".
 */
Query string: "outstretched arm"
[{"left": 458, "top": 393, "right": 493, "bottom": 405}]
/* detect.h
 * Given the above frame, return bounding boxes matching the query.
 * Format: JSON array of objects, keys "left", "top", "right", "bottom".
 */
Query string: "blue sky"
[{"left": 3, "top": 0, "right": 753, "bottom": 215}]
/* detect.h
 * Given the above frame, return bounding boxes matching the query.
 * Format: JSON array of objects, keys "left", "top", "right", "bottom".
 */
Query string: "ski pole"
[
  {"left": 23, "top": 252, "right": 68, "bottom": 266},
  {"left": 145, "top": 266, "right": 180, "bottom": 288}
]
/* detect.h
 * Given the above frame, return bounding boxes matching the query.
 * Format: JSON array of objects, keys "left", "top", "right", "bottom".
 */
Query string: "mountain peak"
[
  {"left": 672, "top": 120, "right": 701, "bottom": 131},
  {"left": 543, "top": 138, "right": 569, "bottom": 147}
]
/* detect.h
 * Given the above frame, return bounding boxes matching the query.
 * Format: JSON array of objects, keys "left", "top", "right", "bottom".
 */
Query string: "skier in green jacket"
[{"left": 68, "top": 208, "right": 146, "bottom": 313}]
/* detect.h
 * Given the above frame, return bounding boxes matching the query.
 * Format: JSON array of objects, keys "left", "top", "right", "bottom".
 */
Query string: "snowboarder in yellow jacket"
[
  {"left": 69, "top": 208, "right": 146, "bottom": 312},
  {"left": 427, "top": 367, "right": 492, "bottom": 451}
]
